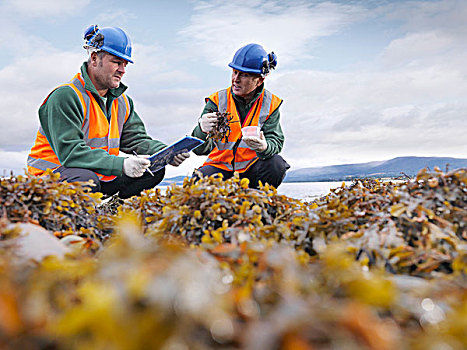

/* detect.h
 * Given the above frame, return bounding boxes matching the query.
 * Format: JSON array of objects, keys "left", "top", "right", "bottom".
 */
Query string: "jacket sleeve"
[
  {"left": 119, "top": 96, "right": 167, "bottom": 155},
  {"left": 191, "top": 100, "right": 217, "bottom": 155},
  {"left": 256, "top": 107, "right": 284, "bottom": 160},
  {"left": 39, "top": 87, "right": 125, "bottom": 176}
]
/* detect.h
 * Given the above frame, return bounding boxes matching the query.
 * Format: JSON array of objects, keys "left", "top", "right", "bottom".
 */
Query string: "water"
[
  {"left": 277, "top": 181, "right": 347, "bottom": 201},
  {"left": 157, "top": 181, "right": 347, "bottom": 201}
]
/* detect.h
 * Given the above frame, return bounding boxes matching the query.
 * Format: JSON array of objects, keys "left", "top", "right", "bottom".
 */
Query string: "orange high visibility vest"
[
  {"left": 203, "top": 87, "right": 282, "bottom": 172},
  {"left": 27, "top": 73, "right": 130, "bottom": 181}
]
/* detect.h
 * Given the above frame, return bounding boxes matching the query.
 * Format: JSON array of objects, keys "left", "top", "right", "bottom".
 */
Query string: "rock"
[
  {"left": 11, "top": 223, "right": 70, "bottom": 262},
  {"left": 60, "top": 234, "right": 87, "bottom": 249}
]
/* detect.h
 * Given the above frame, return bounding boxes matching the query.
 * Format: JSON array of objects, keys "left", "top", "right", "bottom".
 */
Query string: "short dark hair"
[{"left": 87, "top": 50, "right": 107, "bottom": 64}]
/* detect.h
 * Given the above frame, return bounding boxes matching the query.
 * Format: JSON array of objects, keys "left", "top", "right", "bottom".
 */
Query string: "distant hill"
[{"left": 284, "top": 156, "right": 467, "bottom": 182}]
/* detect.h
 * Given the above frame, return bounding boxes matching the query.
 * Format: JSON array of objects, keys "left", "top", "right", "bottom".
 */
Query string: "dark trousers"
[
  {"left": 194, "top": 154, "right": 290, "bottom": 189},
  {"left": 53, "top": 166, "right": 165, "bottom": 199}
]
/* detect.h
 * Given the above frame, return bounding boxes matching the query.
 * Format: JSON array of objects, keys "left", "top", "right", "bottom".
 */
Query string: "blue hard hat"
[
  {"left": 228, "top": 43, "right": 277, "bottom": 76},
  {"left": 83, "top": 25, "right": 133, "bottom": 63}
]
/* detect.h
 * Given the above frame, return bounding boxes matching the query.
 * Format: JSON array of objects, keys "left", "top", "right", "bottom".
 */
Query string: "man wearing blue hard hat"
[
  {"left": 28, "top": 25, "right": 189, "bottom": 198},
  {"left": 191, "top": 43, "right": 289, "bottom": 188}
]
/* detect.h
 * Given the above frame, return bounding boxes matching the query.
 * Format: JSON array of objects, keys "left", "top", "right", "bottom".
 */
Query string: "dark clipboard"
[{"left": 148, "top": 136, "right": 204, "bottom": 172}]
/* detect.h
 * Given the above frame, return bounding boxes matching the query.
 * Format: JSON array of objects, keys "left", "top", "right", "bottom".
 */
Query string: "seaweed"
[{"left": 0, "top": 168, "right": 466, "bottom": 349}]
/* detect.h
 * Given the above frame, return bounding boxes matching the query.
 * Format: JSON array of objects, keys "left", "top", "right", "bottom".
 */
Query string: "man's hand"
[
  {"left": 243, "top": 131, "right": 268, "bottom": 152},
  {"left": 123, "top": 155, "right": 150, "bottom": 178},
  {"left": 170, "top": 152, "right": 190, "bottom": 167},
  {"left": 199, "top": 112, "right": 218, "bottom": 133}
]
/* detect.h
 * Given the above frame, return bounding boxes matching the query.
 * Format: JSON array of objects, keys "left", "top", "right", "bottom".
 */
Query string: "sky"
[{"left": 0, "top": 0, "right": 466, "bottom": 178}]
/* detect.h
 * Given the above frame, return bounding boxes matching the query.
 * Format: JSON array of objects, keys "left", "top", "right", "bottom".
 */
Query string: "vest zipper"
[
  {"left": 230, "top": 96, "right": 261, "bottom": 171},
  {"left": 231, "top": 138, "right": 242, "bottom": 171}
]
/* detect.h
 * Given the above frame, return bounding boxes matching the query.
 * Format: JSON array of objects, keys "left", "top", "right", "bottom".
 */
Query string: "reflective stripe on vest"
[
  {"left": 27, "top": 155, "right": 60, "bottom": 171},
  {"left": 27, "top": 73, "right": 130, "bottom": 181},
  {"left": 202, "top": 87, "right": 282, "bottom": 173}
]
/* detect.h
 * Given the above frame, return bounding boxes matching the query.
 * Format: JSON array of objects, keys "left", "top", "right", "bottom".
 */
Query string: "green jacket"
[
  {"left": 191, "top": 84, "right": 284, "bottom": 160},
  {"left": 37, "top": 62, "right": 166, "bottom": 177}
]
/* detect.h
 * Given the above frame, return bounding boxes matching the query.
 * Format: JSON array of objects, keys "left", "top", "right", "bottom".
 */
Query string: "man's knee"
[
  {"left": 254, "top": 155, "right": 290, "bottom": 188},
  {"left": 127, "top": 167, "right": 166, "bottom": 190},
  {"left": 116, "top": 167, "right": 166, "bottom": 199},
  {"left": 269, "top": 155, "right": 290, "bottom": 176},
  {"left": 54, "top": 167, "right": 101, "bottom": 192}
]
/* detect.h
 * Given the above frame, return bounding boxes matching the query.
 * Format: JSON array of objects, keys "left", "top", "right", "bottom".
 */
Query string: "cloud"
[
  {"left": 0, "top": 18, "right": 54, "bottom": 59},
  {"left": 0, "top": 51, "right": 84, "bottom": 149},
  {"left": 3, "top": 0, "right": 91, "bottom": 17},
  {"left": 272, "top": 61, "right": 467, "bottom": 168},
  {"left": 256, "top": 0, "right": 467, "bottom": 169},
  {"left": 95, "top": 9, "right": 138, "bottom": 24},
  {"left": 180, "top": 0, "right": 366, "bottom": 68},
  {"left": 0, "top": 150, "right": 29, "bottom": 175},
  {"left": 382, "top": 0, "right": 467, "bottom": 36},
  {"left": 125, "top": 43, "right": 200, "bottom": 88},
  {"left": 381, "top": 31, "right": 455, "bottom": 68}
]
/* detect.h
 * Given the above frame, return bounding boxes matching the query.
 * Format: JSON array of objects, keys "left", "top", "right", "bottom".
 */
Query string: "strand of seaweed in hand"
[{"left": 208, "top": 111, "right": 238, "bottom": 142}]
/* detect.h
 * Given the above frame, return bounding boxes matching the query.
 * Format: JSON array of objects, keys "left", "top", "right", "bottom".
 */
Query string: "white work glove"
[
  {"left": 123, "top": 155, "right": 150, "bottom": 178},
  {"left": 199, "top": 112, "right": 219, "bottom": 133},
  {"left": 169, "top": 152, "right": 190, "bottom": 166},
  {"left": 243, "top": 131, "right": 268, "bottom": 152}
]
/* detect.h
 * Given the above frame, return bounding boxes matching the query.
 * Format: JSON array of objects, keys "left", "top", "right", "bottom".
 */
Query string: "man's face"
[
  {"left": 92, "top": 52, "right": 128, "bottom": 90},
  {"left": 231, "top": 69, "right": 264, "bottom": 98}
]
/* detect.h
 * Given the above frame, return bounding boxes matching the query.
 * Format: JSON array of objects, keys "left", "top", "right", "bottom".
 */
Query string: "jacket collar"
[{"left": 80, "top": 62, "right": 128, "bottom": 98}]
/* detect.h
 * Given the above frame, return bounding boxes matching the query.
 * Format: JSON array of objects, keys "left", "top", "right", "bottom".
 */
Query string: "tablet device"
[{"left": 148, "top": 136, "right": 204, "bottom": 172}]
